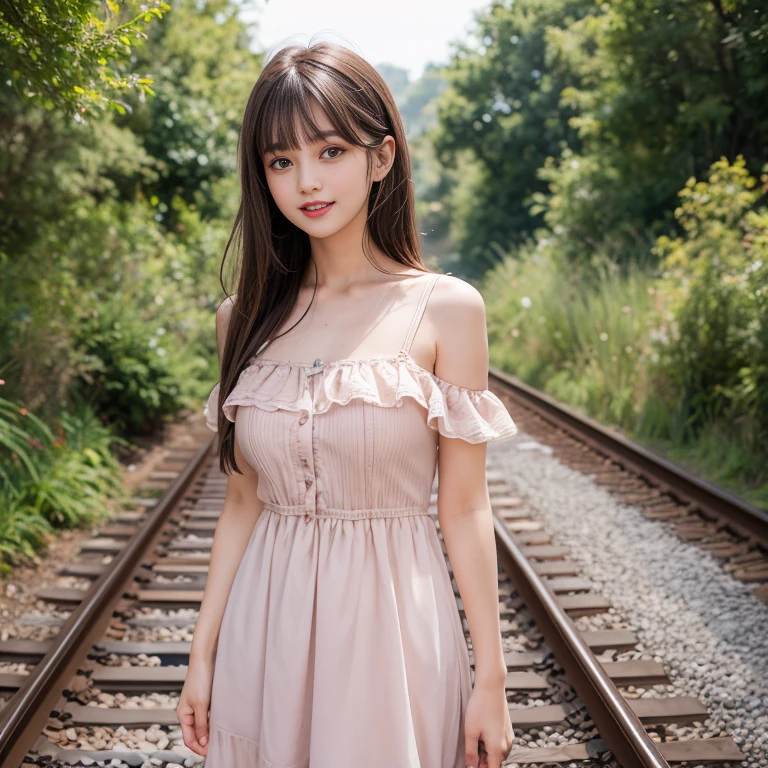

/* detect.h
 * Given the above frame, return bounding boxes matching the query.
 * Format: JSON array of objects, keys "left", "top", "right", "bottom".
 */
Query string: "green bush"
[
  {"left": 648, "top": 155, "right": 768, "bottom": 483},
  {"left": 481, "top": 156, "right": 768, "bottom": 505},
  {"left": 73, "top": 296, "right": 187, "bottom": 434},
  {"left": 0, "top": 390, "right": 128, "bottom": 574}
]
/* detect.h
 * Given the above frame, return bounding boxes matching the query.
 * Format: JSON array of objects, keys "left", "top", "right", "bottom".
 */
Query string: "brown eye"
[{"left": 322, "top": 147, "right": 345, "bottom": 159}]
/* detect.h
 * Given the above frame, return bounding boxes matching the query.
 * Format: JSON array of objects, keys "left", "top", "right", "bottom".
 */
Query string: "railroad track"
[
  {"left": 488, "top": 365, "right": 768, "bottom": 603},
  {"left": 0, "top": 367, "right": 762, "bottom": 767}
]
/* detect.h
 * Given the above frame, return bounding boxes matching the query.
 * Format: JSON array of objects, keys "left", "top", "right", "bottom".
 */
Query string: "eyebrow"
[{"left": 263, "top": 130, "right": 345, "bottom": 156}]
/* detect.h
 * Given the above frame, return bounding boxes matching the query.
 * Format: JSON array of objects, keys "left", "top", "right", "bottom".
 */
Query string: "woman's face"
[{"left": 262, "top": 102, "right": 394, "bottom": 239}]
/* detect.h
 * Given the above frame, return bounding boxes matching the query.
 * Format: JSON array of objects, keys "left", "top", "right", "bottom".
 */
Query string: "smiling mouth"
[
  {"left": 300, "top": 201, "right": 335, "bottom": 218},
  {"left": 301, "top": 202, "right": 333, "bottom": 210}
]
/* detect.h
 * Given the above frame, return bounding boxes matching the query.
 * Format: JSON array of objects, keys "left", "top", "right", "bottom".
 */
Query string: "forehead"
[{"left": 261, "top": 99, "right": 343, "bottom": 157}]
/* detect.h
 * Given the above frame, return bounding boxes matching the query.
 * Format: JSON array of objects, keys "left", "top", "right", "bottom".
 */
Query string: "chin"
[{"left": 295, "top": 216, "right": 352, "bottom": 238}]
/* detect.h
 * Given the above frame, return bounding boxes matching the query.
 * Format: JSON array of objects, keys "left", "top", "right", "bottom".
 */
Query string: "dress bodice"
[{"left": 203, "top": 274, "right": 518, "bottom": 521}]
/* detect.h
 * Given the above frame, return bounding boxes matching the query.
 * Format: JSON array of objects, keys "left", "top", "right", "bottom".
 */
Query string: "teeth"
[{"left": 305, "top": 203, "right": 330, "bottom": 211}]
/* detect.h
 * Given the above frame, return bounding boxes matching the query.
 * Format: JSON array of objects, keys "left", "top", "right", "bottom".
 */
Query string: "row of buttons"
[{"left": 302, "top": 368, "right": 321, "bottom": 522}]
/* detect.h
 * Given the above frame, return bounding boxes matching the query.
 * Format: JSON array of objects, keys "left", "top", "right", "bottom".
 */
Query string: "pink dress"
[{"left": 201, "top": 273, "right": 518, "bottom": 768}]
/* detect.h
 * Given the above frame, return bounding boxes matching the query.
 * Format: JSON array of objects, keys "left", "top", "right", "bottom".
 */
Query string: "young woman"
[{"left": 177, "top": 41, "right": 518, "bottom": 768}]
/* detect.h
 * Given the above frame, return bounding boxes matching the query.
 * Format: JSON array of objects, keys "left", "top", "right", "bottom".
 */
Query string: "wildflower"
[
  {"left": 0, "top": 378, "right": 5, "bottom": 385},
  {"left": 28, "top": 438, "right": 44, "bottom": 449},
  {"left": 521, "top": 296, "right": 532, "bottom": 308},
  {"left": 511, "top": 329, "right": 520, "bottom": 337},
  {"left": 19, "top": 407, "right": 28, "bottom": 416},
  {"left": 599, "top": 332, "right": 608, "bottom": 341}
]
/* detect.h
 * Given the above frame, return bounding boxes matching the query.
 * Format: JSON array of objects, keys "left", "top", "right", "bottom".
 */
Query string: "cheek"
[
  {"left": 337, "top": 157, "right": 372, "bottom": 199},
  {"left": 264, "top": 172, "right": 285, "bottom": 202},
  {"left": 265, "top": 173, "right": 296, "bottom": 218}
]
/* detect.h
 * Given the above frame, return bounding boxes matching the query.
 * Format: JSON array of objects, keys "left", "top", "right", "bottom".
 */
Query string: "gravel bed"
[
  {"left": 454, "top": 566, "right": 604, "bottom": 758},
  {"left": 19, "top": 607, "right": 72, "bottom": 623},
  {"left": 57, "top": 576, "right": 97, "bottom": 590},
  {"left": 130, "top": 608, "right": 200, "bottom": 621},
  {"left": 122, "top": 608, "right": 200, "bottom": 642},
  {"left": 123, "top": 625, "right": 197, "bottom": 643},
  {"left": 488, "top": 432, "right": 768, "bottom": 765},
  {"left": 41, "top": 722, "right": 201, "bottom": 765},
  {"left": 97, "top": 653, "right": 164, "bottom": 667},
  {"left": 77, "top": 690, "right": 180, "bottom": 709},
  {"left": 0, "top": 618, "right": 62, "bottom": 642},
  {"left": 152, "top": 575, "right": 197, "bottom": 585},
  {"left": 0, "top": 661, "right": 31, "bottom": 675}
]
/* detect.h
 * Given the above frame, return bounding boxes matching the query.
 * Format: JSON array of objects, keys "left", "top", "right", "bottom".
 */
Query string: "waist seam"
[{"left": 262, "top": 501, "right": 431, "bottom": 520}]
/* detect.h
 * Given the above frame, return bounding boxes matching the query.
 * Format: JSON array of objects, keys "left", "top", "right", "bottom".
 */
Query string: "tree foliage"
[
  {"left": 652, "top": 155, "right": 768, "bottom": 456},
  {"left": 0, "top": 0, "right": 170, "bottom": 119},
  {"left": 431, "top": 0, "right": 768, "bottom": 274},
  {"left": 0, "top": 0, "right": 260, "bottom": 430}
]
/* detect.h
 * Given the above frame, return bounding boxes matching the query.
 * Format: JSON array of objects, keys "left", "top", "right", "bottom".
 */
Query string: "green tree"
[
  {"left": 531, "top": 0, "right": 768, "bottom": 265},
  {"left": 0, "top": 0, "right": 170, "bottom": 118},
  {"left": 115, "top": 0, "right": 262, "bottom": 223},
  {"left": 0, "top": 0, "right": 260, "bottom": 426},
  {"left": 432, "top": 0, "right": 768, "bottom": 274},
  {"left": 430, "top": 0, "right": 593, "bottom": 275}
]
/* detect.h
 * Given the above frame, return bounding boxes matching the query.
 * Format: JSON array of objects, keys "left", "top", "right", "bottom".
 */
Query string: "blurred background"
[{"left": 1, "top": 0, "right": 766, "bottom": 570}]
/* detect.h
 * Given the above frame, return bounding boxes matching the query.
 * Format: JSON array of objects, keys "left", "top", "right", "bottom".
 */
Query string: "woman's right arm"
[{"left": 177, "top": 296, "right": 265, "bottom": 757}]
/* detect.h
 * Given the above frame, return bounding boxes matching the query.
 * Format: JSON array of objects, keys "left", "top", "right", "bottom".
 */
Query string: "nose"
[{"left": 297, "top": 162, "right": 321, "bottom": 195}]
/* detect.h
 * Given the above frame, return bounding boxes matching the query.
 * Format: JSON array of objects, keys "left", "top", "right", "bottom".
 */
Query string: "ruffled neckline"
[
  {"left": 204, "top": 350, "right": 518, "bottom": 444},
  {"left": 246, "top": 349, "right": 479, "bottom": 390}
]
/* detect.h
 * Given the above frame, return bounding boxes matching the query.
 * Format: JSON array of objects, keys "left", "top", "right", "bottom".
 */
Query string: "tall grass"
[
  {"left": 483, "top": 244, "right": 660, "bottom": 431},
  {"left": 481, "top": 235, "right": 768, "bottom": 509},
  {"left": 0, "top": 390, "right": 130, "bottom": 575}
]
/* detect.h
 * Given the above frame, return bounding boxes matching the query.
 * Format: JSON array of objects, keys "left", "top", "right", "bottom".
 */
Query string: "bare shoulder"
[
  {"left": 429, "top": 273, "right": 485, "bottom": 319},
  {"left": 429, "top": 274, "right": 490, "bottom": 391}
]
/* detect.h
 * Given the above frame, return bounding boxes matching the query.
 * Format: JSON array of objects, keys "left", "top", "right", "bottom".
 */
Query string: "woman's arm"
[
  {"left": 188, "top": 441, "right": 264, "bottom": 664},
  {"left": 430, "top": 277, "right": 513, "bottom": 768},
  {"left": 179, "top": 297, "right": 265, "bottom": 757}
]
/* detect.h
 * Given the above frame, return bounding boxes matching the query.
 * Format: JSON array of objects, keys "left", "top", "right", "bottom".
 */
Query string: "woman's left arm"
[{"left": 431, "top": 277, "right": 514, "bottom": 768}]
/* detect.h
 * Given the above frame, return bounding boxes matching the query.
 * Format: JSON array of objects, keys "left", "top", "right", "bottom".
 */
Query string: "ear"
[{"left": 372, "top": 135, "right": 396, "bottom": 182}]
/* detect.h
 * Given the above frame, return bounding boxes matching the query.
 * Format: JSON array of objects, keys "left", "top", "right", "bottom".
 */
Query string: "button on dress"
[{"left": 201, "top": 273, "right": 518, "bottom": 768}]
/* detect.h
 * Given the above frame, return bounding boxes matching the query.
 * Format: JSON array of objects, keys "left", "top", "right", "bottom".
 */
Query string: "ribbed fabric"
[{"left": 201, "top": 274, "right": 518, "bottom": 768}]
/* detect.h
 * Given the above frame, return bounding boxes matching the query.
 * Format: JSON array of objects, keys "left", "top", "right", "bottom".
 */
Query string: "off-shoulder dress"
[{"left": 200, "top": 272, "right": 518, "bottom": 768}]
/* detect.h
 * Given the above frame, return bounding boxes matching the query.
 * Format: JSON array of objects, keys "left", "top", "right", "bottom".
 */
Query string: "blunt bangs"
[{"left": 255, "top": 66, "right": 383, "bottom": 159}]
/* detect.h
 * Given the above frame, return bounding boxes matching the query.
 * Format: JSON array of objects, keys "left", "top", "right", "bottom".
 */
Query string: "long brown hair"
[{"left": 213, "top": 41, "right": 430, "bottom": 474}]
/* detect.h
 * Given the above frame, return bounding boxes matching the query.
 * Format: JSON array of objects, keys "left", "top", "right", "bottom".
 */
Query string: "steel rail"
[
  {"left": 489, "top": 365, "right": 768, "bottom": 548},
  {"left": 0, "top": 439, "right": 215, "bottom": 768},
  {"left": 494, "top": 517, "right": 670, "bottom": 768}
]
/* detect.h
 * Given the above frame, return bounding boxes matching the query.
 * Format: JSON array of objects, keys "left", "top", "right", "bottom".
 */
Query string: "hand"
[
  {"left": 177, "top": 657, "right": 215, "bottom": 756},
  {"left": 464, "top": 680, "right": 514, "bottom": 767}
]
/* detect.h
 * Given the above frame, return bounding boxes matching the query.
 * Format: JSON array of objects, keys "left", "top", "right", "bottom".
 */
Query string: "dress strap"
[{"left": 401, "top": 273, "right": 443, "bottom": 354}]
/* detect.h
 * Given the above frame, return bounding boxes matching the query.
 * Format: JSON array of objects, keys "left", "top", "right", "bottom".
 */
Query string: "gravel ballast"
[{"left": 487, "top": 433, "right": 768, "bottom": 766}]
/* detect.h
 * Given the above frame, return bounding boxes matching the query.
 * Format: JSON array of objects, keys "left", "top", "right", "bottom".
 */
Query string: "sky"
[{"left": 237, "top": 0, "right": 493, "bottom": 82}]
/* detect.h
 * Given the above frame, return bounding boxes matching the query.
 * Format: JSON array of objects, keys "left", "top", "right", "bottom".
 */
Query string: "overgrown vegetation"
[
  {"left": 0, "top": 0, "right": 258, "bottom": 570},
  {"left": 482, "top": 156, "right": 768, "bottom": 508},
  {"left": 1, "top": 0, "right": 766, "bottom": 572},
  {"left": 0, "top": 390, "right": 129, "bottom": 575},
  {"left": 416, "top": 0, "right": 767, "bottom": 507}
]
